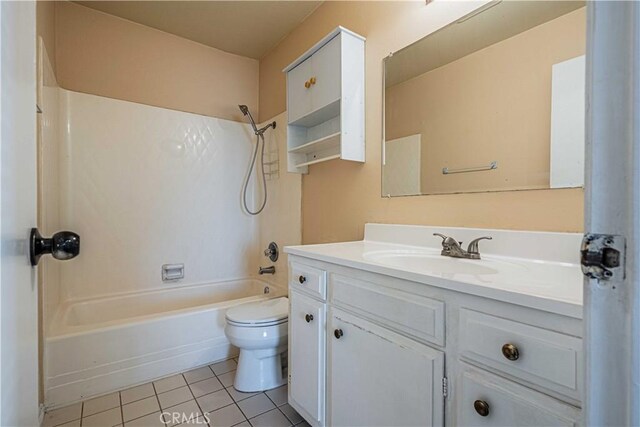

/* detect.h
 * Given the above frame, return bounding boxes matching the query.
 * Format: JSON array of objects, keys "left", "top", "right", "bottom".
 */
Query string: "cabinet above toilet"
[{"left": 283, "top": 27, "right": 366, "bottom": 174}]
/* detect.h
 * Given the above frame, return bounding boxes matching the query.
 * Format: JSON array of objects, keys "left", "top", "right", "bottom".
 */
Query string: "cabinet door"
[
  {"left": 310, "top": 35, "right": 341, "bottom": 112},
  {"left": 458, "top": 367, "right": 580, "bottom": 427},
  {"left": 328, "top": 308, "right": 445, "bottom": 427},
  {"left": 287, "top": 58, "right": 313, "bottom": 124},
  {"left": 289, "top": 291, "right": 325, "bottom": 426}
]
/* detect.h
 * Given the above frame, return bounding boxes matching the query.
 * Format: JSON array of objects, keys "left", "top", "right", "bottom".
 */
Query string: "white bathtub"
[{"left": 45, "top": 278, "right": 285, "bottom": 408}]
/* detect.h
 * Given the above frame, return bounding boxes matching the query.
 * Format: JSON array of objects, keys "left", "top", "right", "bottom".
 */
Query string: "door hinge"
[
  {"left": 581, "top": 233, "right": 626, "bottom": 281},
  {"left": 442, "top": 377, "right": 448, "bottom": 398}
]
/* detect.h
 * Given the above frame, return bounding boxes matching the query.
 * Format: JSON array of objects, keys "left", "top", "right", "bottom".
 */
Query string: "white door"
[
  {"left": 1, "top": 2, "right": 40, "bottom": 425},
  {"left": 288, "top": 291, "right": 325, "bottom": 427},
  {"left": 327, "top": 308, "right": 445, "bottom": 427},
  {"left": 583, "top": 2, "right": 640, "bottom": 426}
]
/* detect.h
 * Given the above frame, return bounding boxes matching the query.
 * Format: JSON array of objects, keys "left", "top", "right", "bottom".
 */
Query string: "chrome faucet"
[
  {"left": 433, "top": 233, "right": 492, "bottom": 260},
  {"left": 259, "top": 265, "right": 276, "bottom": 275}
]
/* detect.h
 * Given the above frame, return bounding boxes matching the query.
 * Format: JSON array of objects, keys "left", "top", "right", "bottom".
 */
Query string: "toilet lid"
[{"left": 226, "top": 297, "right": 289, "bottom": 325}]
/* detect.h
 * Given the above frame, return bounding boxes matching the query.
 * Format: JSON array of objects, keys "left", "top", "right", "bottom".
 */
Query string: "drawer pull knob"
[
  {"left": 474, "top": 400, "right": 490, "bottom": 417},
  {"left": 298, "top": 275, "right": 307, "bottom": 284},
  {"left": 310, "top": 76, "right": 317, "bottom": 85},
  {"left": 501, "top": 343, "right": 520, "bottom": 361},
  {"left": 305, "top": 314, "right": 314, "bottom": 323},
  {"left": 304, "top": 80, "right": 311, "bottom": 89},
  {"left": 334, "top": 329, "right": 343, "bottom": 339}
]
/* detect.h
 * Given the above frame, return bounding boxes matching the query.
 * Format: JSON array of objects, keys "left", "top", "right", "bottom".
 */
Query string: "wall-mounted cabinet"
[{"left": 283, "top": 27, "right": 365, "bottom": 174}]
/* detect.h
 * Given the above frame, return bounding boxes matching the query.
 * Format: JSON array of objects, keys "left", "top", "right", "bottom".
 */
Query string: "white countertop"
[{"left": 284, "top": 224, "right": 584, "bottom": 319}]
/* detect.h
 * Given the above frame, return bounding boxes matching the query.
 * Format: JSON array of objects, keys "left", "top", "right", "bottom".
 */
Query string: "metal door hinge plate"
[
  {"left": 581, "top": 233, "right": 625, "bottom": 281},
  {"left": 442, "top": 377, "right": 448, "bottom": 398}
]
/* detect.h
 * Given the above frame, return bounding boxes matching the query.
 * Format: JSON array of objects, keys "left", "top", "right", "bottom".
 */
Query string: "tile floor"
[{"left": 43, "top": 358, "right": 309, "bottom": 427}]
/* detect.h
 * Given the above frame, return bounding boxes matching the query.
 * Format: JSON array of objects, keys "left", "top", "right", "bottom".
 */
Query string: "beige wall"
[
  {"left": 36, "top": 0, "right": 56, "bottom": 75},
  {"left": 55, "top": 1, "right": 259, "bottom": 122},
  {"left": 385, "top": 8, "right": 586, "bottom": 194},
  {"left": 259, "top": 1, "right": 584, "bottom": 244}
]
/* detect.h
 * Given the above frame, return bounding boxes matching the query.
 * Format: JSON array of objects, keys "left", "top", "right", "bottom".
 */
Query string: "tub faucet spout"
[{"left": 259, "top": 265, "right": 276, "bottom": 275}]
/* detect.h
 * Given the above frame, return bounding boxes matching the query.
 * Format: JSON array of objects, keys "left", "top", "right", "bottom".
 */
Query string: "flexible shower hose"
[{"left": 242, "top": 132, "right": 267, "bottom": 215}]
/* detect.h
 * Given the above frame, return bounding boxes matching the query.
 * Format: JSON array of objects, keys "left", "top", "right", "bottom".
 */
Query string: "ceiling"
[{"left": 74, "top": 1, "right": 323, "bottom": 59}]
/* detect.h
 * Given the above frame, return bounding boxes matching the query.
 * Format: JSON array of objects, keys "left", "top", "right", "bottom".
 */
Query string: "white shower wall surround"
[
  {"left": 43, "top": 91, "right": 301, "bottom": 406},
  {"left": 58, "top": 90, "right": 268, "bottom": 301}
]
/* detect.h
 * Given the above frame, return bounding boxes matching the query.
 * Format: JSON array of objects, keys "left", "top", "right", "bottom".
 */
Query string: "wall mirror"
[{"left": 383, "top": 1, "right": 586, "bottom": 197}]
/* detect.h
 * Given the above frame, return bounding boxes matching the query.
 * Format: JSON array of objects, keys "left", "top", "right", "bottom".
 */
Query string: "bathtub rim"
[{"left": 47, "top": 276, "right": 284, "bottom": 339}]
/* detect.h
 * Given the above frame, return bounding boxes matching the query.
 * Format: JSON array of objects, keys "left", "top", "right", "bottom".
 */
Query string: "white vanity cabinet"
[
  {"left": 288, "top": 260, "right": 446, "bottom": 427},
  {"left": 283, "top": 27, "right": 365, "bottom": 173},
  {"left": 287, "top": 253, "right": 583, "bottom": 427}
]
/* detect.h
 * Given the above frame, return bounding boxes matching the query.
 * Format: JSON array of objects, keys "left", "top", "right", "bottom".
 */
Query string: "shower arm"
[{"left": 256, "top": 121, "right": 277, "bottom": 136}]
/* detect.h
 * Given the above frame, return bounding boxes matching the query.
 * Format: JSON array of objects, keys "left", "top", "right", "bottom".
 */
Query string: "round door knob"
[
  {"left": 305, "top": 314, "right": 314, "bottom": 323},
  {"left": 304, "top": 81, "right": 311, "bottom": 89},
  {"left": 30, "top": 228, "right": 80, "bottom": 266},
  {"left": 501, "top": 343, "right": 520, "bottom": 361},
  {"left": 334, "top": 329, "right": 343, "bottom": 339},
  {"left": 310, "top": 77, "right": 317, "bottom": 85},
  {"left": 298, "top": 275, "right": 307, "bottom": 284},
  {"left": 474, "top": 400, "right": 490, "bottom": 417}
]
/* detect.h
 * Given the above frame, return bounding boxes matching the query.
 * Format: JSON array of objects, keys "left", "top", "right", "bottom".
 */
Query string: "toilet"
[{"left": 224, "top": 297, "right": 289, "bottom": 392}]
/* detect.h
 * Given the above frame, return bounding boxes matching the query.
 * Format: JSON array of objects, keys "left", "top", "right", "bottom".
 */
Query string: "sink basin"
[{"left": 363, "top": 250, "right": 526, "bottom": 276}]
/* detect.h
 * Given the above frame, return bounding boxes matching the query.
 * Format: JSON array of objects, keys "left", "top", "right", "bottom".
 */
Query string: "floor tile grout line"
[
  {"left": 121, "top": 388, "right": 159, "bottom": 408},
  {"left": 277, "top": 406, "right": 296, "bottom": 427},
  {"left": 182, "top": 373, "right": 211, "bottom": 427},
  {"left": 221, "top": 385, "right": 251, "bottom": 425},
  {"left": 225, "top": 386, "right": 259, "bottom": 403},
  {"left": 118, "top": 391, "right": 124, "bottom": 427},
  {"left": 76, "top": 397, "right": 122, "bottom": 423},
  {"left": 263, "top": 392, "right": 294, "bottom": 426},
  {"left": 240, "top": 393, "right": 279, "bottom": 423},
  {"left": 151, "top": 380, "right": 168, "bottom": 427},
  {"left": 229, "top": 390, "right": 252, "bottom": 423}
]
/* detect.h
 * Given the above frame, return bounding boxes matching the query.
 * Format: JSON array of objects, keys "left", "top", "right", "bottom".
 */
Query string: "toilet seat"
[{"left": 225, "top": 297, "right": 288, "bottom": 327}]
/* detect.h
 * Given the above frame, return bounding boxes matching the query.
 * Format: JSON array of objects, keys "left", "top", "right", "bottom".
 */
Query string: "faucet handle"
[
  {"left": 467, "top": 236, "right": 492, "bottom": 254},
  {"left": 433, "top": 233, "right": 449, "bottom": 243}
]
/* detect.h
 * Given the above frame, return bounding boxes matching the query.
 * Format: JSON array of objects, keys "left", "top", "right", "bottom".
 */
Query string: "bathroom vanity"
[{"left": 285, "top": 224, "right": 583, "bottom": 426}]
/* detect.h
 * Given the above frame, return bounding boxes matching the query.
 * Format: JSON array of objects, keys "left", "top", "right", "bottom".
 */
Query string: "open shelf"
[
  {"left": 289, "top": 99, "right": 340, "bottom": 128},
  {"left": 288, "top": 132, "right": 341, "bottom": 155},
  {"left": 295, "top": 153, "right": 341, "bottom": 168}
]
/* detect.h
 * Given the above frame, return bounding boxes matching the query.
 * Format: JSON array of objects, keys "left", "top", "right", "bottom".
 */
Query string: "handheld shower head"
[
  {"left": 238, "top": 105, "right": 276, "bottom": 136},
  {"left": 238, "top": 104, "right": 258, "bottom": 134}
]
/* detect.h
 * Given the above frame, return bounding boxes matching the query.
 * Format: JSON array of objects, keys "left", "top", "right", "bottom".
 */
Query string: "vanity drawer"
[
  {"left": 290, "top": 262, "right": 326, "bottom": 301},
  {"left": 329, "top": 275, "right": 445, "bottom": 346},
  {"left": 459, "top": 309, "right": 582, "bottom": 401},
  {"left": 458, "top": 366, "right": 580, "bottom": 426}
]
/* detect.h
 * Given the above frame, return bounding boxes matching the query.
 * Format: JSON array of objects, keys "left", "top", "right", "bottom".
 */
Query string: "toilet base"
[{"left": 234, "top": 346, "right": 287, "bottom": 392}]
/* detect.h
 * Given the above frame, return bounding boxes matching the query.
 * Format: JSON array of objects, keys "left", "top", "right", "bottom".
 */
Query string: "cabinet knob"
[
  {"left": 334, "top": 329, "right": 343, "bottom": 339},
  {"left": 310, "top": 76, "right": 317, "bottom": 85},
  {"left": 501, "top": 343, "right": 520, "bottom": 361},
  {"left": 305, "top": 314, "right": 314, "bottom": 323},
  {"left": 473, "top": 400, "right": 490, "bottom": 417},
  {"left": 304, "top": 80, "right": 311, "bottom": 89},
  {"left": 298, "top": 275, "right": 307, "bottom": 284}
]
